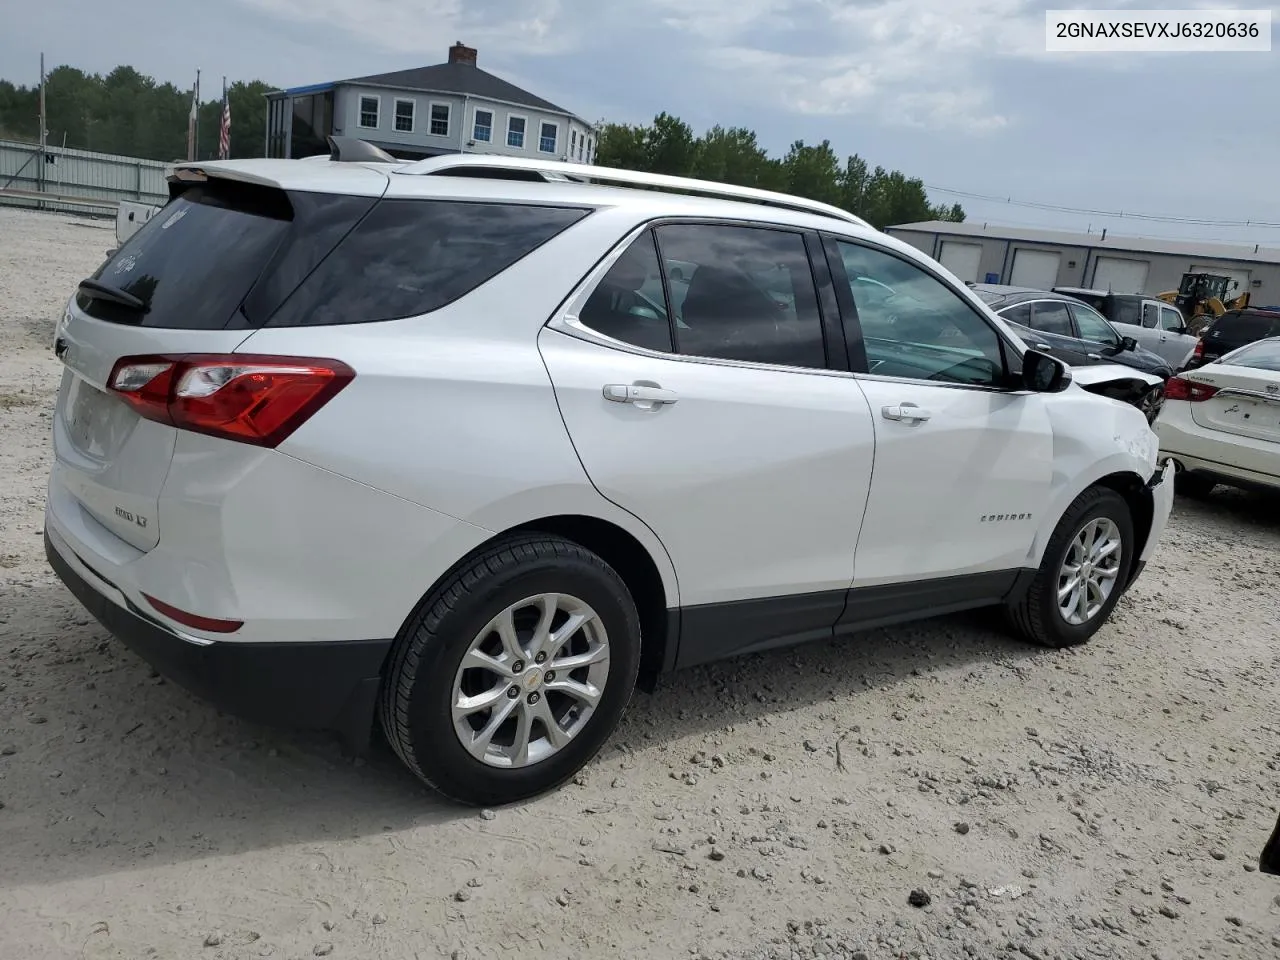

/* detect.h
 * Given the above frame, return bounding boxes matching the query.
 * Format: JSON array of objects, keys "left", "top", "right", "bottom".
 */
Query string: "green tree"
[
  {"left": 0, "top": 62, "right": 274, "bottom": 162},
  {"left": 595, "top": 113, "right": 961, "bottom": 227}
]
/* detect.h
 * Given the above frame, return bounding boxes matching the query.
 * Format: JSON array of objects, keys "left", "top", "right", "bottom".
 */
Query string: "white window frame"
[
  {"left": 570, "top": 129, "right": 577, "bottom": 157},
  {"left": 472, "top": 107, "right": 493, "bottom": 143},
  {"left": 392, "top": 98, "right": 415, "bottom": 134},
  {"left": 428, "top": 101, "right": 451, "bottom": 138},
  {"left": 358, "top": 94, "right": 380, "bottom": 130},
  {"left": 538, "top": 120, "right": 560, "bottom": 155},
  {"left": 506, "top": 113, "right": 527, "bottom": 149}
]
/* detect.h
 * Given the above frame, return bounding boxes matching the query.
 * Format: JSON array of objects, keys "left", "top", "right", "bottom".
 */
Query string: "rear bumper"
[
  {"left": 46, "top": 528, "right": 391, "bottom": 748},
  {"left": 1155, "top": 410, "right": 1280, "bottom": 492}
]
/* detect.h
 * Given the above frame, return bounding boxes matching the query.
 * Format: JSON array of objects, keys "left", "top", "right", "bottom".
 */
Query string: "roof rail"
[{"left": 392, "top": 154, "right": 872, "bottom": 228}]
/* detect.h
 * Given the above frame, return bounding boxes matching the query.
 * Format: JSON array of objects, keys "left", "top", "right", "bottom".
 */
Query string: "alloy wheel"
[
  {"left": 451, "top": 593, "right": 610, "bottom": 768},
  {"left": 1057, "top": 517, "right": 1124, "bottom": 626}
]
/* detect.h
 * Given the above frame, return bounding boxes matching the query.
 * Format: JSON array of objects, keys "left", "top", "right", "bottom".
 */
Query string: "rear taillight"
[
  {"left": 1192, "top": 339, "right": 1204, "bottom": 359},
  {"left": 1164, "top": 375, "right": 1219, "bottom": 402},
  {"left": 107, "top": 354, "right": 354, "bottom": 447}
]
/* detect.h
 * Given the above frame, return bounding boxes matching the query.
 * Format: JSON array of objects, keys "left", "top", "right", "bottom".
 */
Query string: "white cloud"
[{"left": 236, "top": 0, "right": 577, "bottom": 56}]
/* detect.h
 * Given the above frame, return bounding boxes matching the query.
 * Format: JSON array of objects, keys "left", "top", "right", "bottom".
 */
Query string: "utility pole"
[{"left": 38, "top": 52, "right": 47, "bottom": 205}]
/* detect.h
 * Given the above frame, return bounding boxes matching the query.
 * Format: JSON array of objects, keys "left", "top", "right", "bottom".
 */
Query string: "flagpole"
[
  {"left": 38, "top": 52, "right": 47, "bottom": 205},
  {"left": 222, "top": 76, "right": 228, "bottom": 160},
  {"left": 194, "top": 69, "right": 201, "bottom": 160}
]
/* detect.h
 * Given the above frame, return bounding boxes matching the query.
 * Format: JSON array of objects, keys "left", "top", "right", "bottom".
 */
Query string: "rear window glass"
[
  {"left": 267, "top": 200, "right": 590, "bottom": 327},
  {"left": 1223, "top": 338, "right": 1280, "bottom": 371},
  {"left": 1210, "top": 312, "right": 1280, "bottom": 341},
  {"left": 78, "top": 181, "right": 292, "bottom": 328}
]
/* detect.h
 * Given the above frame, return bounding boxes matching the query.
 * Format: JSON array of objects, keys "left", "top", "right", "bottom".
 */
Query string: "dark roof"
[{"left": 340, "top": 62, "right": 575, "bottom": 118}]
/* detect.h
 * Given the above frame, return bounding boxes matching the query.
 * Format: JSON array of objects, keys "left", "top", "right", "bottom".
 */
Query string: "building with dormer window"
[{"left": 265, "top": 42, "right": 597, "bottom": 163}]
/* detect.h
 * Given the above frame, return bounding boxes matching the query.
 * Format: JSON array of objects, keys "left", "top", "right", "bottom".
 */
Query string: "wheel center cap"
[{"left": 523, "top": 668, "right": 543, "bottom": 691}]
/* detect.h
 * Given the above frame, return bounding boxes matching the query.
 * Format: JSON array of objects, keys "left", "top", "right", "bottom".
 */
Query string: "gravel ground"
[{"left": 1, "top": 206, "right": 1278, "bottom": 960}]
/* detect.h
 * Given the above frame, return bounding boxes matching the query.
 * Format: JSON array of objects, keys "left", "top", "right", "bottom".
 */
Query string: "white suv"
[{"left": 45, "top": 143, "right": 1174, "bottom": 805}]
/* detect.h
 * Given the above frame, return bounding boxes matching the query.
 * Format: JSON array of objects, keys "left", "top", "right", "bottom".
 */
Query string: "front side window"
[
  {"left": 394, "top": 99, "right": 414, "bottom": 133},
  {"left": 835, "top": 241, "right": 1006, "bottom": 386},
  {"left": 1029, "top": 301, "right": 1072, "bottom": 336},
  {"left": 507, "top": 116, "right": 526, "bottom": 148},
  {"left": 1070, "top": 302, "right": 1121, "bottom": 345},
  {"left": 1159, "top": 306, "right": 1184, "bottom": 331},
  {"left": 473, "top": 109, "right": 493, "bottom": 142},
  {"left": 359, "top": 96, "right": 379, "bottom": 129},
  {"left": 430, "top": 103, "right": 450, "bottom": 137}
]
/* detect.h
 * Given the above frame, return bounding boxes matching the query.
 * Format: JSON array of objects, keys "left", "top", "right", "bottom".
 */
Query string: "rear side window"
[
  {"left": 268, "top": 200, "right": 588, "bottom": 327},
  {"left": 78, "top": 181, "right": 292, "bottom": 328},
  {"left": 1210, "top": 312, "right": 1280, "bottom": 341}
]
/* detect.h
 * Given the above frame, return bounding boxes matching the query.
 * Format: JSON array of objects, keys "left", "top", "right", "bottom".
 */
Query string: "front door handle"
[
  {"left": 881, "top": 403, "right": 932, "bottom": 423},
  {"left": 603, "top": 383, "right": 679, "bottom": 406},
  {"left": 1087, "top": 352, "right": 1103, "bottom": 361}
]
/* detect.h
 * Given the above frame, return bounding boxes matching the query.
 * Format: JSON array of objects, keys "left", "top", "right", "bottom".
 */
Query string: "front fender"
[{"left": 1027, "top": 393, "right": 1159, "bottom": 567}]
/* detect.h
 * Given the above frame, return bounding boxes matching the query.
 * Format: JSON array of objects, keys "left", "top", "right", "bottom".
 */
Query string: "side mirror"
[
  {"left": 1121, "top": 336, "right": 1138, "bottom": 352},
  {"left": 1022, "top": 349, "right": 1072, "bottom": 393}
]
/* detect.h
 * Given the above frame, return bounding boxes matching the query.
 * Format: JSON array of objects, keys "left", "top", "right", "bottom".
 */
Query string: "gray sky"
[{"left": 5, "top": 0, "right": 1279, "bottom": 244}]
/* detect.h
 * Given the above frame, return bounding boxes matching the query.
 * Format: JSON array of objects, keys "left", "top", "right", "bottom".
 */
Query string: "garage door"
[
  {"left": 1092, "top": 256, "right": 1150, "bottom": 294},
  {"left": 1192, "top": 264, "right": 1251, "bottom": 302},
  {"left": 1009, "top": 249, "right": 1061, "bottom": 290},
  {"left": 938, "top": 241, "right": 983, "bottom": 283}
]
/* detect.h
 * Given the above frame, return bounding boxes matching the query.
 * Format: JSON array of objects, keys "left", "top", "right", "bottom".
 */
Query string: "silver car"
[{"left": 1053, "top": 288, "right": 1198, "bottom": 371}]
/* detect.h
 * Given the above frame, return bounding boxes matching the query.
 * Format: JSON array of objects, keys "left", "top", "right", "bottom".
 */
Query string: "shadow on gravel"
[
  {"left": 1172, "top": 486, "right": 1280, "bottom": 534},
  {"left": 2, "top": 581, "right": 1039, "bottom": 888}
]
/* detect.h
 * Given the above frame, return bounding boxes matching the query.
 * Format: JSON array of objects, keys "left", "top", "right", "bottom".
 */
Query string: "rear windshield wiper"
[{"left": 78, "top": 278, "right": 145, "bottom": 311}]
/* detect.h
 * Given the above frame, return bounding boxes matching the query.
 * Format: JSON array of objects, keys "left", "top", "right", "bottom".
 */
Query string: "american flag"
[{"left": 217, "top": 83, "right": 231, "bottom": 160}]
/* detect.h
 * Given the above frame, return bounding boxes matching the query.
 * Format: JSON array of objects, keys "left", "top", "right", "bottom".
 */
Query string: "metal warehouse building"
[{"left": 885, "top": 221, "right": 1280, "bottom": 305}]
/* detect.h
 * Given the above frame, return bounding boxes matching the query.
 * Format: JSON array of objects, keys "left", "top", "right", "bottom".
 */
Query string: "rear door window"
[
  {"left": 997, "top": 302, "right": 1032, "bottom": 326},
  {"left": 78, "top": 181, "right": 293, "bottom": 329},
  {"left": 1028, "top": 302, "right": 1073, "bottom": 336},
  {"left": 654, "top": 223, "right": 828, "bottom": 369},
  {"left": 269, "top": 200, "right": 589, "bottom": 327}
]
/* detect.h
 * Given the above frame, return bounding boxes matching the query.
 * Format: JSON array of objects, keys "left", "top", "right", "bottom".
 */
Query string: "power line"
[{"left": 925, "top": 184, "right": 1280, "bottom": 230}]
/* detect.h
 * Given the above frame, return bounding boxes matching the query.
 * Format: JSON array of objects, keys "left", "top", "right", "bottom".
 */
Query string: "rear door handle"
[
  {"left": 881, "top": 403, "right": 932, "bottom": 423},
  {"left": 603, "top": 384, "right": 679, "bottom": 406},
  {"left": 1034, "top": 343, "right": 1053, "bottom": 351},
  {"left": 1087, "top": 353, "right": 1103, "bottom": 361}
]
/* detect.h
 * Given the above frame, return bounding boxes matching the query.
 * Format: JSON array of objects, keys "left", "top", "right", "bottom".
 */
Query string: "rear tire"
[
  {"left": 1006, "top": 486, "right": 1134, "bottom": 649},
  {"left": 379, "top": 535, "right": 641, "bottom": 806}
]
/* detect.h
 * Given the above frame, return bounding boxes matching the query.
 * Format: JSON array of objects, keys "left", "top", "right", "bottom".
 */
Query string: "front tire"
[
  {"left": 1006, "top": 486, "right": 1135, "bottom": 649},
  {"left": 379, "top": 535, "right": 641, "bottom": 806}
]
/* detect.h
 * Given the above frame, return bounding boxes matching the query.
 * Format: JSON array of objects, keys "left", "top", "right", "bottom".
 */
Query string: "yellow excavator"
[{"left": 1156, "top": 272, "right": 1251, "bottom": 334}]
